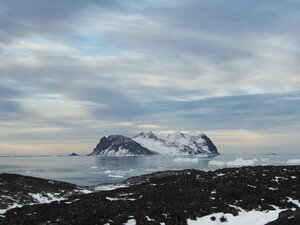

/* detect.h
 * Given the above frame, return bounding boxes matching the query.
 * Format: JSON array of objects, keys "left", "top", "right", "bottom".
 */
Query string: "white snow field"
[{"left": 187, "top": 208, "right": 286, "bottom": 225}]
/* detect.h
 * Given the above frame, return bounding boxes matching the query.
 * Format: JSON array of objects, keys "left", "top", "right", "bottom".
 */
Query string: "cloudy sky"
[{"left": 1, "top": 0, "right": 300, "bottom": 155}]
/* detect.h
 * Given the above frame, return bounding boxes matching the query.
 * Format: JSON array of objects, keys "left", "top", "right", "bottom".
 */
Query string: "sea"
[{"left": 0, "top": 154, "right": 299, "bottom": 186}]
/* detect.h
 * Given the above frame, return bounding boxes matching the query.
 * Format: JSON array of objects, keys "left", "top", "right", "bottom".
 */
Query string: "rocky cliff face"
[{"left": 88, "top": 135, "right": 157, "bottom": 156}]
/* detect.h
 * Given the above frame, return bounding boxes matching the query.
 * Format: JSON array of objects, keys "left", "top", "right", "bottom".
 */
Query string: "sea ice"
[
  {"left": 173, "top": 157, "right": 198, "bottom": 163},
  {"left": 286, "top": 159, "right": 300, "bottom": 164},
  {"left": 107, "top": 175, "right": 124, "bottom": 178},
  {"left": 208, "top": 158, "right": 258, "bottom": 167}
]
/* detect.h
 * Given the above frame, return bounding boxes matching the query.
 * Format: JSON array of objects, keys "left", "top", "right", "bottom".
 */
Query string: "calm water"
[{"left": 0, "top": 154, "right": 299, "bottom": 186}]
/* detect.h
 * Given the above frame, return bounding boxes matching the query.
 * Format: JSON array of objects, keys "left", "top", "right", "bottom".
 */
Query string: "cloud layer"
[{"left": 1, "top": 0, "right": 300, "bottom": 154}]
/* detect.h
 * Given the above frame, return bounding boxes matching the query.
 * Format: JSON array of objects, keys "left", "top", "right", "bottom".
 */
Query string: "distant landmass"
[
  {"left": 88, "top": 135, "right": 157, "bottom": 156},
  {"left": 89, "top": 131, "right": 219, "bottom": 156}
]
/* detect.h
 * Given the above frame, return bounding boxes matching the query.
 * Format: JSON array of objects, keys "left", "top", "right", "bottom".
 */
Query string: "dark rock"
[
  {"left": 0, "top": 173, "right": 86, "bottom": 210},
  {"left": 200, "top": 133, "right": 219, "bottom": 155},
  {"left": 88, "top": 135, "right": 157, "bottom": 156},
  {"left": 220, "top": 215, "right": 227, "bottom": 222},
  {"left": 266, "top": 208, "right": 300, "bottom": 225},
  {"left": 0, "top": 166, "right": 299, "bottom": 225},
  {"left": 69, "top": 152, "right": 79, "bottom": 156}
]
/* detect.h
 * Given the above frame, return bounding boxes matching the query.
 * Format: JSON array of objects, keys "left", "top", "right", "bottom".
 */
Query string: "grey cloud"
[
  {"left": 0, "top": 0, "right": 122, "bottom": 42},
  {"left": 0, "top": 0, "right": 300, "bottom": 153},
  {"left": 71, "top": 86, "right": 147, "bottom": 119},
  {"left": 0, "top": 84, "right": 28, "bottom": 119},
  {"left": 92, "top": 0, "right": 300, "bottom": 60},
  {"left": 0, "top": 83, "right": 24, "bottom": 99},
  {"left": 0, "top": 99, "right": 24, "bottom": 117},
  {"left": 138, "top": 92, "right": 300, "bottom": 131}
]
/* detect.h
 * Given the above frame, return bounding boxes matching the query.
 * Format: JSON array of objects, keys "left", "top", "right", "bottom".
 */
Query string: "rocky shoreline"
[{"left": 0, "top": 166, "right": 299, "bottom": 225}]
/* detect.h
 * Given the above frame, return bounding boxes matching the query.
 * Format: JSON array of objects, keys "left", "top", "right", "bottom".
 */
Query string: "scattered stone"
[
  {"left": 0, "top": 173, "right": 89, "bottom": 211},
  {"left": 220, "top": 215, "right": 227, "bottom": 222},
  {"left": 0, "top": 166, "right": 299, "bottom": 225}
]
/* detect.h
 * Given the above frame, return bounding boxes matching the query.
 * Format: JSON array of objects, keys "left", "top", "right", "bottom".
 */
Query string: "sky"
[{"left": 0, "top": 0, "right": 300, "bottom": 155}]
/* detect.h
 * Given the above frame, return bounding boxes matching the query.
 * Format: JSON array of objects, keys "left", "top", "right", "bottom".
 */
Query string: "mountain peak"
[
  {"left": 166, "top": 131, "right": 186, "bottom": 140},
  {"left": 186, "top": 131, "right": 206, "bottom": 138},
  {"left": 134, "top": 131, "right": 158, "bottom": 140},
  {"left": 88, "top": 135, "right": 156, "bottom": 156},
  {"left": 134, "top": 130, "right": 219, "bottom": 155}
]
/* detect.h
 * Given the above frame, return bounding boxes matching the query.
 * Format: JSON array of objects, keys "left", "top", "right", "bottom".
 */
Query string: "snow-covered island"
[{"left": 88, "top": 131, "right": 219, "bottom": 156}]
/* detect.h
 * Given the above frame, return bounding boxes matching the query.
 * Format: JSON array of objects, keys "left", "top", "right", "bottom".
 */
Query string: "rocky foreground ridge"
[
  {"left": 0, "top": 166, "right": 299, "bottom": 225},
  {"left": 89, "top": 131, "right": 219, "bottom": 156}
]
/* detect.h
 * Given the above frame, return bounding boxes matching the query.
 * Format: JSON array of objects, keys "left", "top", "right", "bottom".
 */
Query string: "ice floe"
[
  {"left": 208, "top": 158, "right": 258, "bottom": 167},
  {"left": 107, "top": 174, "right": 124, "bottom": 178},
  {"left": 286, "top": 159, "right": 300, "bottom": 164},
  {"left": 173, "top": 157, "right": 198, "bottom": 163}
]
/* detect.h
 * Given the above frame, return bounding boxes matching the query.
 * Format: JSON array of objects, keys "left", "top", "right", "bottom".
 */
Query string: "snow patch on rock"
[
  {"left": 29, "top": 193, "right": 65, "bottom": 204},
  {"left": 187, "top": 208, "right": 285, "bottom": 225}
]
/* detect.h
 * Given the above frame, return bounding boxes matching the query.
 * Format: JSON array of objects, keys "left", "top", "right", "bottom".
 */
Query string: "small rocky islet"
[{"left": 0, "top": 166, "right": 299, "bottom": 225}]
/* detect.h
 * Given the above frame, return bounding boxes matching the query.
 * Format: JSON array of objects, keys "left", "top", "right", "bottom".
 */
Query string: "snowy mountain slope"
[
  {"left": 88, "top": 135, "right": 157, "bottom": 156},
  {"left": 89, "top": 131, "right": 219, "bottom": 156},
  {"left": 132, "top": 131, "right": 179, "bottom": 155},
  {"left": 132, "top": 131, "right": 219, "bottom": 155}
]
